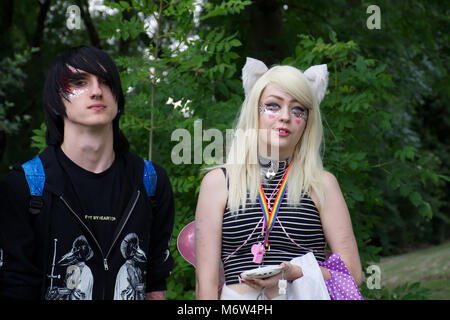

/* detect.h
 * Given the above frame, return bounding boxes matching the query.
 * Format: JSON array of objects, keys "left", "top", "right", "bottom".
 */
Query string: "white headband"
[{"left": 241, "top": 57, "right": 329, "bottom": 104}]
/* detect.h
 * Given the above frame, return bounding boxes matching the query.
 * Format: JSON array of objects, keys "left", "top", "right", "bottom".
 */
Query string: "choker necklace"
[{"left": 258, "top": 156, "right": 290, "bottom": 180}]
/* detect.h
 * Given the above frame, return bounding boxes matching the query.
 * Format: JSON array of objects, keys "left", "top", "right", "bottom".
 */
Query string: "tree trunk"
[
  {"left": 246, "top": 0, "right": 284, "bottom": 65},
  {"left": 0, "top": 0, "right": 14, "bottom": 56},
  {"left": 32, "top": 0, "right": 51, "bottom": 48}
]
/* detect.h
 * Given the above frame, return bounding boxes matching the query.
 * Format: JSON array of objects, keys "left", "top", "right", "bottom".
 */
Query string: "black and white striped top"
[{"left": 221, "top": 162, "right": 326, "bottom": 285}]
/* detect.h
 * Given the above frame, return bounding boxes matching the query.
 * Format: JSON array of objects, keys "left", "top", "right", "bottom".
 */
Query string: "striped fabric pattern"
[{"left": 221, "top": 165, "right": 326, "bottom": 285}]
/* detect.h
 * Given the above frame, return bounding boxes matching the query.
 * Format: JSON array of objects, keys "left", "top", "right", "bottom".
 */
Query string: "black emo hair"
[{"left": 43, "top": 45, "right": 129, "bottom": 153}]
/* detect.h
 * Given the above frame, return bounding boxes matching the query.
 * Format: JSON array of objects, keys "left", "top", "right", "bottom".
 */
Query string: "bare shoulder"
[
  {"left": 311, "top": 171, "right": 342, "bottom": 212},
  {"left": 319, "top": 170, "right": 349, "bottom": 216},
  {"left": 196, "top": 168, "right": 227, "bottom": 224},
  {"left": 201, "top": 168, "right": 226, "bottom": 190},
  {"left": 198, "top": 168, "right": 227, "bottom": 207},
  {"left": 321, "top": 170, "right": 338, "bottom": 183},
  {"left": 321, "top": 170, "right": 340, "bottom": 191}
]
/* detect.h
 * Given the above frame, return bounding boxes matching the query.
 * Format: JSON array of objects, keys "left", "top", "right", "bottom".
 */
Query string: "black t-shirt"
[{"left": 56, "top": 148, "right": 133, "bottom": 252}]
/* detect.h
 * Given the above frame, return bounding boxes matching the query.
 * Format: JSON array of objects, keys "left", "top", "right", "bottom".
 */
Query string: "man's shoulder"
[
  {"left": 1, "top": 146, "right": 61, "bottom": 194},
  {"left": 0, "top": 162, "right": 30, "bottom": 201}
]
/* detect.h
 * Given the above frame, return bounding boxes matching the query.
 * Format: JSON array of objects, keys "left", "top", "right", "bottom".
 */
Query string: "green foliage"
[
  {"left": 361, "top": 282, "right": 431, "bottom": 300},
  {"left": 0, "top": 49, "right": 36, "bottom": 133},
  {"left": 31, "top": 122, "right": 47, "bottom": 154},
  {"left": 98, "top": 2, "right": 144, "bottom": 41},
  {"left": 200, "top": 0, "right": 252, "bottom": 20}
]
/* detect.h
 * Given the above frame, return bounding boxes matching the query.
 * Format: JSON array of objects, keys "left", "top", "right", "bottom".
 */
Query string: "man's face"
[{"left": 61, "top": 66, "right": 118, "bottom": 129}]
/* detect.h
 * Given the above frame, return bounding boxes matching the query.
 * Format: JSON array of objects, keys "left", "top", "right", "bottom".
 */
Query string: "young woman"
[{"left": 195, "top": 58, "right": 363, "bottom": 300}]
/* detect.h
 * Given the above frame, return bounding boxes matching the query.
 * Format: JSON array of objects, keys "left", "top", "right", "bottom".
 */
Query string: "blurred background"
[{"left": 0, "top": 0, "right": 448, "bottom": 299}]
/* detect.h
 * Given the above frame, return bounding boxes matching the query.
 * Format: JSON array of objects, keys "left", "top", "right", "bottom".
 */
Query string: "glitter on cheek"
[
  {"left": 67, "top": 87, "right": 89, "bottom": 99},
  {"left": 259, "top": 104, "right": 281, "bottom": 119}
]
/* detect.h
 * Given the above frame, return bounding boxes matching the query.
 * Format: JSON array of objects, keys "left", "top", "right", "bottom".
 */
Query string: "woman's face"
[{"left": 258, "top": 84, "right": 308, "bottom": 159}]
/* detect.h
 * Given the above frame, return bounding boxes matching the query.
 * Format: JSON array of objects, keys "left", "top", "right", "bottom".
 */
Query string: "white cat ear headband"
[{"left": 242, "top": 57, "right": 329, "bottom": 104}]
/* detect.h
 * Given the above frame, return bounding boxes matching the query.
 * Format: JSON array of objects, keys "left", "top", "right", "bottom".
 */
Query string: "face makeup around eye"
[
  {"left": 60, "top": 69, "right": 118, "bottom": 128},
  {"left": 64, "top": 73, "right": 111, "bottom": 100},
  {"left": 290, "top": 106, "right": 308, "bottom": 121},
  {"left": 259, "top": 103, "right": 308, "bottom": 122},
  {"left": 66, "top": 85, "right": 89, "bottom": 99},
  {"left": 62, "top": 71, "right": 90, "bottom": 99}
]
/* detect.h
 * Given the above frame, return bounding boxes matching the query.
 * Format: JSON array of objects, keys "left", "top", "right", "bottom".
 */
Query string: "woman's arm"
[
  {"left": 316, "top": 171, "right": 363, "bottom": 286},
  {"left": 195, "top": 168, "right": 227, "bottom": 299}
]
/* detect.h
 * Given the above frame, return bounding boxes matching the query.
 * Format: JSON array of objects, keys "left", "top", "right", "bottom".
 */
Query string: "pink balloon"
[
  {"left": 177, "top": 221, "right": 225, "bottom": 292},
  {"left": 177, "top": 221, "right": 196, "bottom": 266}
]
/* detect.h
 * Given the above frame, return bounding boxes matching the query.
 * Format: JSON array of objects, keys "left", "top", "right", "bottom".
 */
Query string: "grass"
[{"left": 377, "top": 241, "right": 450, "bottom": 299}]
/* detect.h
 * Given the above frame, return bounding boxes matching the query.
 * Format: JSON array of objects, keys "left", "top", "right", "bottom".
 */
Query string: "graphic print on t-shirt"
[
  {"left": 45, "top": 235, "right": 94, "bottom": 300},
  {"left": 114, "top": 233, "right": 147, "bottom": 300}
]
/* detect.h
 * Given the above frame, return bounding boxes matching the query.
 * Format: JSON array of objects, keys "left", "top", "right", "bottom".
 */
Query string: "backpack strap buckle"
[{"left": 29, "top": 195, "right": 44, "bottom": 215}]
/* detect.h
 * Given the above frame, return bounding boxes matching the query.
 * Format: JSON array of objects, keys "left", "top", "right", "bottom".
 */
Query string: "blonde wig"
[{"left": 224, "top": 64, "right": 325, "bottom": 213}]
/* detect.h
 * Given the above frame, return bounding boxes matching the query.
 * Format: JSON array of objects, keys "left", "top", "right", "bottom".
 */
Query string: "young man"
[{"left": 0, "top": 46, "right": 175, "bottom": 300}]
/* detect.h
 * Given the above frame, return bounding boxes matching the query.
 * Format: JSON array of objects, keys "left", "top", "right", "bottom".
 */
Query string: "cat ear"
[
  {"left": 242, "top": 57, "right": 268, "bottom": 96},
  {"left": 304, "top": 64, "right": 329, "bottom": 104}
]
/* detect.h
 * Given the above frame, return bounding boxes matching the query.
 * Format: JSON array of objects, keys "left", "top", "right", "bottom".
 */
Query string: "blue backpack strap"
[
  {"left": 22, "top": 156, "right": 45, "bottom": 214},
  {"left": 143, "top": 160, "right": 157, "bottom": 197}
]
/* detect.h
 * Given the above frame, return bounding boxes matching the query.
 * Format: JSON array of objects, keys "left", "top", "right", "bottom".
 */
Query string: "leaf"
[
  {"left": 119, "top": 1, "right": 130, "bottom": 10},
  {"left": 380, "top": 119, "right": 392, "bottom": 129},
  {"left": 354, "top": 152, "right": 366, "bottom": 161},
  {"left": 437, "top": 174, "right": 450, "bottom": 182},
  {"left": 329, "top": 30, "right": 337, "bottom": 43},
  {"left": 229, "top": 38, "right": 242, "bottom": 47},
  {"left": 399, "top": 184, "right": 410, "bottom": 197},
  {"left": 205, "top": 30, "right": 216, "bottom": 41},
  {"left": 214, "top": 29, "right": 225, "bottom": 42},
  {"left": 349, "top": 160, "right": 359, "bottom": 170},
  {"left": 418, "top": 202, "right": 433, "bottom": 219},
  {"left": 409, "top": 191, "right": 422, "bottom": 207}
]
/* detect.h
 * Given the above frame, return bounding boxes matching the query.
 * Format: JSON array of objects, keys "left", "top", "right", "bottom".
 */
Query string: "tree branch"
[
  {"left": 32, "top": 0, "right": 51, "bottom": 48},
  {"left": 76, "top": 0, "right": 102, "bottom": 48}
]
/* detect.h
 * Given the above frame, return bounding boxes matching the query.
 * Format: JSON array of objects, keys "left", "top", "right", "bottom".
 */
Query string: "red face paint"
[
  {"left": 64, "top": 85, "right": 76, "bottom": 94},
  {"left": 268, "top": 114, "right": 276, "bottom": 119},
  {"left": 295, "top": 119, "right": 301, "bottom": 125},
  {"left": 60, "top": 70, "right": 89, "bottom": 98}
]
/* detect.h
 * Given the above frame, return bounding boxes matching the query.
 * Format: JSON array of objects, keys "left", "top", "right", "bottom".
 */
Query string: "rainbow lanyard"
[{"left": 257, "top": 161, "right": 293, "bottom": 249}]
